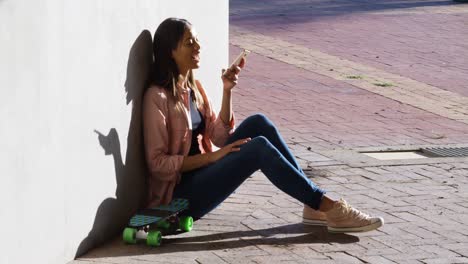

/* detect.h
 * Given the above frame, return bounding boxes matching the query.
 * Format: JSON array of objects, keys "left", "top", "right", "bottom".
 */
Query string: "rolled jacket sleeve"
[
  {"left": 143, "top": 89, "right": 184, "bottom": 181},
  {"left": 207, "top": 100, "right": 236, "bottom": 147},
  {"left": 195, "top": 80, "right": 236, "bottom": 148}
]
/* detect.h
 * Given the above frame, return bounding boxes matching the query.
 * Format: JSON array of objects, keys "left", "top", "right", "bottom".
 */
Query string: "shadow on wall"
[{"left": 75, "top": 30, "right": 153, "bottom": 258}]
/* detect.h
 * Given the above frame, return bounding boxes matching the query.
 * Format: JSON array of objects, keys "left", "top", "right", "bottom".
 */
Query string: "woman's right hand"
[{"left": 211, "top": 137, "right": 251, "bottom": 162}]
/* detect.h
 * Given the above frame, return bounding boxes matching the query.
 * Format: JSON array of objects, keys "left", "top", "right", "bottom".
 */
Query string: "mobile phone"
[{"left": 229, "top": 49, "right": 250, "bottom": 69}]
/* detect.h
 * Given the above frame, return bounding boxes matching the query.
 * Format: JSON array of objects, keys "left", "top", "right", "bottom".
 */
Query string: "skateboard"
[{"left": 122, "top": 198, "right": 193, "bottom": 247}]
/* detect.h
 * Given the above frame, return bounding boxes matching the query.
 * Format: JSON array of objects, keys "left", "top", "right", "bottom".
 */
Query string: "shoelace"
[{"left": 339, "top": 199, "right": 371, "bottom": 221}]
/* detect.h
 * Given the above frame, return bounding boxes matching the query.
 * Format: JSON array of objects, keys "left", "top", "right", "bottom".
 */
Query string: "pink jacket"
[{"left": 142, "top": 80, "right": 235, "bottom": 208}]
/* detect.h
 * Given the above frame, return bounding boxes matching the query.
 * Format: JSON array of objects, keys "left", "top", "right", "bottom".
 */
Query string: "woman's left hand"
[{"left": 221, "top": 57, "right": 246, "bottom": 92}]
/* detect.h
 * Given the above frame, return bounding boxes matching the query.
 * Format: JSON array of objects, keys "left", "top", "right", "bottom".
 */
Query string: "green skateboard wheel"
[
  {"left": 179, "top": 216, "right": 193, "bottom": 232},
  {"left": 157, "top": 220, "right": 171, "bottom": 229},
  {"left": 123, "top": 228, "right": 137, "bottom": 244},
  {"left": 147, "top": 230, "right": 162, "bottom": 247}
]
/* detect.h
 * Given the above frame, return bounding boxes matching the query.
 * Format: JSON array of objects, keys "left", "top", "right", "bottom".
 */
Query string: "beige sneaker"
[
  {"left": 302, "top": 204, "right": 327, "bottom": 226},
  {"left": 325, "top": 198, "right": 384, "bottom": 233}
]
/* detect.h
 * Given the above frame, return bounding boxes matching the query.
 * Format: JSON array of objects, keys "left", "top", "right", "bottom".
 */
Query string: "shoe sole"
[
  {"left": 327, "top": 219, "right": 383, "bottom": 233},
  {"left": 302, "top": 218, "right": 327, "bottom": 226}
]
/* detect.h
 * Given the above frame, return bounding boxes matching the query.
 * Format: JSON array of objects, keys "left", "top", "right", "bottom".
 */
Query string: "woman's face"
[{"left": 172, "top": 27, "right": 201, "bottom": 74}]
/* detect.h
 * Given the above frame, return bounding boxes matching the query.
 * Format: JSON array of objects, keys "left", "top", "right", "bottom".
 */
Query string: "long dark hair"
[{"left": 148, "top": 18, "right": 203, "bottom": 109}]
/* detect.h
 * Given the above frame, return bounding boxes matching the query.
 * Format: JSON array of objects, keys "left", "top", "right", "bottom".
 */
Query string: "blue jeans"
[{"left": 173, "top": 113, "right": 326, "bottom": 220}]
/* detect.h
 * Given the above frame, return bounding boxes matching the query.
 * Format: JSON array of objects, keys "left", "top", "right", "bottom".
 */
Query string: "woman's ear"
[{"left": 171, "top": 46, "right": 178, "bottom": 59}]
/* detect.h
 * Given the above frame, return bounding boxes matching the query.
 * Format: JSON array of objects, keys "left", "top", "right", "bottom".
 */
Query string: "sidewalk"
[{"left": 73, "top": 1, "right": 468, "bottom": 263}]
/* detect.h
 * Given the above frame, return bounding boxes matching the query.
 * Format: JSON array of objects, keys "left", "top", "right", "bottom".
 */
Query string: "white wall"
[{"left": 0, "top": 0, "right": 228, "bottom": 263}]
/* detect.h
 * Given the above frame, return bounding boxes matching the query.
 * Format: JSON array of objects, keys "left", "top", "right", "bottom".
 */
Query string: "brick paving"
[
  {"left": 230, "top": 26, "right": 468, "bottom": 125},
  {"left": 72, "top": 1, "right": 468, "bottom": 263},
  {"left": 230, "top": 0, "right": 468, "bottom": 97}
]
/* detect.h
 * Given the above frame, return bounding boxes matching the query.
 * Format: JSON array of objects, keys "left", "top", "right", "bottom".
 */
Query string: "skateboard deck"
[
  {"left": 123, "top": 198, "right": 193, "bottom": 247},
  {"left": 129, "top": 198, "right": 189, "bottom": 227}
]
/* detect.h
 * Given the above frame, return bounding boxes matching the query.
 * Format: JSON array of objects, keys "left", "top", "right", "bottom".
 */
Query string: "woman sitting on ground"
[{"left": 142, "top": 17, "right": 384, "bottom": 233}]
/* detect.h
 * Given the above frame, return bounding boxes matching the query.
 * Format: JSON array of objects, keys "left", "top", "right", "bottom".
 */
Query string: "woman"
[{"left": 143, "top": 17, "right": 383, "bottom": 233}]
